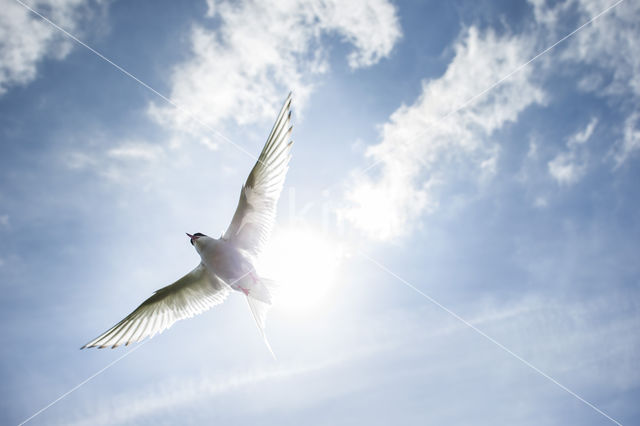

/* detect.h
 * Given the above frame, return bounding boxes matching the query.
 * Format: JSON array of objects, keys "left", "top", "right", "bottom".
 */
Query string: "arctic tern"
[{"left": 82, "top": 93, "right": 293, "bottom": 357}]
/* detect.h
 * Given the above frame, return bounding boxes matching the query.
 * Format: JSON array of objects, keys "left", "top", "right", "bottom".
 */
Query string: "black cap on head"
[{"left": 189, "top": 232, "right": 207, "bottom": 246}]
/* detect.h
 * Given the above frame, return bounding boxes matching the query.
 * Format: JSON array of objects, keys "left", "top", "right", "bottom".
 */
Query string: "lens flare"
[{"left": 257, "top": 227, "right": 343, "bottom": 313}]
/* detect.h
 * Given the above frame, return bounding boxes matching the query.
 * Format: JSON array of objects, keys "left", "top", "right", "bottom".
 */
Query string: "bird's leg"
[{"left": 238, "top": 270, "right": 258, "bottom": 296}]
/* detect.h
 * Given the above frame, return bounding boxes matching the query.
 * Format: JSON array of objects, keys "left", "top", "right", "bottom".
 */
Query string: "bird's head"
[{"left": 186, "top": 232, "right": 207, "bottom": 246}]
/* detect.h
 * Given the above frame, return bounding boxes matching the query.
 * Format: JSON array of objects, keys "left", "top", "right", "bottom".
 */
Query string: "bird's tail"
[
  {"left": 248, "top": 277, "right": 279, "bottom": 304},
  {"left": 246, "top": 295, "right": 276, "bottom": 359},
  {"left": 246, "top": 277, "right": 279, "bottom": 359}
]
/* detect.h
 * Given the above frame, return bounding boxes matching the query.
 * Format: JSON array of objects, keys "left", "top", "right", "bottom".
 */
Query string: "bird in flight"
[{"left": 82, "top": 93, "right": 293, "bottom": 358}]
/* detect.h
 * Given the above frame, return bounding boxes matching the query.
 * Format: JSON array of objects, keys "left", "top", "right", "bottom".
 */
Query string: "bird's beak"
[{"left": 186, "top": 233, "right": 195, "bottom": 245}]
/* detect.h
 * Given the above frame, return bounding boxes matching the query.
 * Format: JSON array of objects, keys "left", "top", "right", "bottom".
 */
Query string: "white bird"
[{"left": 82, "top": 93, "right": 293, "bottom": 358}]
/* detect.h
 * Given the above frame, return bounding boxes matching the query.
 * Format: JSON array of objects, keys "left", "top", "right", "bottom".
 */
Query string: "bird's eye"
[{"left": 194, "top": 232, "right": 206, "bottom": 237}]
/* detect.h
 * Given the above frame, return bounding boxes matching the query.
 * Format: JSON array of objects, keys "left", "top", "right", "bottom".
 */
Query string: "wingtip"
[{"left": 81, "top": 341, "right": 96, "bottom": 350}]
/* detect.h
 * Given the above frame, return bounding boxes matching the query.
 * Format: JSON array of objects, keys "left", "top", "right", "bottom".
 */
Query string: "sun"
[{"left": 257, "top": 227, "right": 343, "bottom": 313}]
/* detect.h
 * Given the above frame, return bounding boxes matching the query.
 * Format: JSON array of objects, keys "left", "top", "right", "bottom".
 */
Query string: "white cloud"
[
  {"left": 548, "top": 152, "right": 583, "bottom": 185},
  {"left": 534, "top": 196, "right": 548, "bottom": 208},
  {"left": 205, "top": 0, "right": 217, "bottom": 17},
  {"left": 532, "top": 0, "right": 640, "bottom": 166},
  {"left": 0, "top": 0, "right": 102, "bottom": 95},
  {"left": 341, "top": 27, "right": 546, "bottom": 240},
  {"left": 568, "top": 116, "right": 597, "bottom": 146},
  {"left": 107, "top": 143, "right": 164, "bottom": 161},
  {"left": 526, "top": 138, "right": 538, "bottom": 160},
  {"left": 559, "top": 0, "right": 640, "bottom": 99},
  {"left": 62, "top": 140, "right": 169, "bottom": 185},
  {"left": 63, "top": 151, "right": 97, "bottom": 170},
  {"left": 149, "top": 0, "right": 401, "bottom": 134},
  {"left": 548, "top": 117, "right": 597, "bottom": 185},
  {"left": 529, "top": 0, "right": 640, "bottom": 95},
  {"left": 613, "top": 111, "right": 640, "bottom": 167},
  {"left": 528, "top": 0, "right": 574, "bottom": 27},
  {"left": 341, "top": 1, "right": 640, "bottom": 241}
]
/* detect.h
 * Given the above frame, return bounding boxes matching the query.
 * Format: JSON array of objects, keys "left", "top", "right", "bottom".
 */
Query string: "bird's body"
[
  {"left": 82, "top": 93, "right": 293, "bottom": 357},
  {"left": 195, "top": 236, "right": 257, "bottom": 297}
]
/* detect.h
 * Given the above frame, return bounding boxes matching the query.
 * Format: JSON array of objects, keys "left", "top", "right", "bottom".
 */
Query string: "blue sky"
[{"left": 1, "top": 0, "right": 639, "bottom": 424}]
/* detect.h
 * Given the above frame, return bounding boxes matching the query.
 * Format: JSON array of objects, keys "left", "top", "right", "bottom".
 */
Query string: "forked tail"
[{"left": 246, "top": 277, "right": 279, "bottom": 359}]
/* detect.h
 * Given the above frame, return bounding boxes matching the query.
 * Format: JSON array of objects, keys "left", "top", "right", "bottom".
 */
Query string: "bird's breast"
[{"left": 200, "top": 240, "right": 254, "bottom": 284}]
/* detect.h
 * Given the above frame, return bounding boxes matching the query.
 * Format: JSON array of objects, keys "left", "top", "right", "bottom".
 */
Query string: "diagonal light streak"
[
  {"left": 16, "top": 271, "right": 254, "bottom": 425},
  {"left": 359, "top": 250, "right": 623, "bottom": 426},
  {"left": 17, "top": 340, "right": 148, "bottom": 426},
  {"left": 12, "top": 0, "right": 262, "bottom": 165}
]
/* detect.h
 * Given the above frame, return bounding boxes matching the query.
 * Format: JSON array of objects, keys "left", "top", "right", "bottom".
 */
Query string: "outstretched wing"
[
  {"left": 223, "top": 93, "right": 293, "bottom": 257},
  {"left": 82, "top": 264, "right": 229, "bottom": 349}
]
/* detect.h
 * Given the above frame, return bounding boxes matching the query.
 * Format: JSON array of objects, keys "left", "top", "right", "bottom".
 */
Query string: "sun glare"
[{"left": 258, "top": 227, "right": 343, "bottom": 313}]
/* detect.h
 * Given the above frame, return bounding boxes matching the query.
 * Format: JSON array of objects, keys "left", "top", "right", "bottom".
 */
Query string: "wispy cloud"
[
  {"left": 148, "top": 0, "right": 402, "bottom": 134},
  {"left": 340, "top": 27, "right": 545, "bottom": 240},
  {"left": 341, "top": 0, "right": 640, "bottom": 241},
  {"left": 558, "top": 0, "right": 640, "bottom": 99},
  {"left": 58, "top": 293, "right": 638, "bottom": 425},
  {"left": 63, "top": 349, "right": 376, "bottom": 426},
  {"left": 107, "top": 143, "right": 165, "bottom": 162},
  {"left": 0, "top": 0, "right": 105, "bottom": 95},
  {"left": 614, "top": 111, "right": 640, "bottom": 166},
  {"left": 61, "top": 140, "right": 168, "bottom": 185},
  {"left": 548, "top": 117, "right": 598, "bottom": 185},
  {"left": 536, "top": 0, "right": 640, "bottom": 166}
]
